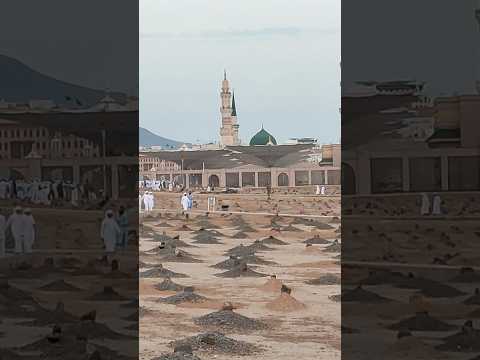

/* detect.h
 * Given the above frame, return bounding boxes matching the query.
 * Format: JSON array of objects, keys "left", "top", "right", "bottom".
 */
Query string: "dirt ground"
[
  {"left": 0, "top": 207, "right": 139, "bottom": 359},
  {"left": 342, "top": 194, "right": 480, "bottom": 360},
  {"left": 140, "top": 194, "right": 341, "bottom": 360}
]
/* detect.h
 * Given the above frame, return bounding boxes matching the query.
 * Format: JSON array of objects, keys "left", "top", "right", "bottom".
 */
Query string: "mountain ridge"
[
  {"left": 139, "top": 127, "right": 185, "bottom": 149},
  {"left": 0, "top": 54, "right": 126, "bottom": 106}
]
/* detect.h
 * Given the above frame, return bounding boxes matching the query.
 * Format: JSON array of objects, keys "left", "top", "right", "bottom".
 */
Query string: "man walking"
[
  {"left": 6, "top": 206, "right": 26, "bottom": 254},
  {"left": 117, "top": 205, "right": 129, "bottom": 249},
  {"left": 101, "top": 209, "right": 121, "bottom": 255},
  {"left": 23, "top": 208, "right": 36, "bottom": 253}
]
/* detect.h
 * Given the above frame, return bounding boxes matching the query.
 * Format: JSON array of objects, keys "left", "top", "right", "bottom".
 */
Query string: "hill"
[
  {"left": 0, "top": 54, "right": 125, "bottom": 106},
  {"left": 140, "top": 127, "right": 185, "bottom": 149}
]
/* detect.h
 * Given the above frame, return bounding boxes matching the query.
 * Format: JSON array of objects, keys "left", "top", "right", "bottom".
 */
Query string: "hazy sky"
[
  {"left": 140, "top": 0, "right": 341, "bottom": 145},
  {"left": 342, "top": 0, "right": 478, "bottom": 96},
  {"left": 0, "top": 1, "right": 138, "bottom": 95}
]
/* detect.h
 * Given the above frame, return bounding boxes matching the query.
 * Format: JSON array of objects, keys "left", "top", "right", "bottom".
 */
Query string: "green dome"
[{"left": 249, "top": 128, "right": 277, "bottom": 146}]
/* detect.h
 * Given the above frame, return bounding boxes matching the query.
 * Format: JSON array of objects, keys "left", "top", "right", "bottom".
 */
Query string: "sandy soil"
[
  {"left": 342, "top": 194, "right": 480, "bottom": 360},
  {"left": 140, "top": 194, "right": 340, "bottom": 360},
  {"left": 0, "top": 207, "right": 139, "bottom": 358}
]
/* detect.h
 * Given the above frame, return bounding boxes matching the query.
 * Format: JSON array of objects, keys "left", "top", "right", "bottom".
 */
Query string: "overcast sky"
[
  {"left": 0, "top": 1, "right": 138, "bottom": 95},
  {"left": 140, "top": 0, "right": 341, "bottom": 145},
  {"left": 343, "top": 0, "right": 478, "bottom": 96}
]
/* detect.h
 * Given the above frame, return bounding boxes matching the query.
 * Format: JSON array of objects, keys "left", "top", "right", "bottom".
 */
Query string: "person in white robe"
[
  {"left": 23, "top": 208, "right": 36, "bottom": 253},
  {"left": 52, "top": 180, "right": 59, "bottom": 201},
  {"left": 40, "top": 182, "right": 51, "bottom": 205},
  {"left": 101, "top": 210, "right": 120, "bottom": 254},
  {"left": 0, "top": 210, "right": 5, "bottom": 257},
  {"left": 432, "top": 194, "right": 442, "bottom": 215},
  {"left": 6, "top": 207, "right": 26, "bottom": 254},
  {"left": 420, "top": 193, "right": 430, "bottom": 215},
  {"left": 31, "top": 179, "right": 41, "bottom": 204},
  {"left": 315, "top": 185, "right": 321, "bottom": 195},
  {"left": 321, "top": 186, "right": 326, "bottom": 195},
  {"left": 139, "top": 192, "right": 143, "bottom": 212},
  {"left": 187, "top": 191, "right": 193, "bottom": 209},
  {"left": 71, "top": 184, "right": 79, "bottom": 207},
  {"left": 17, "top": 181, "right": 26, "bottom": 200},
  {"left": 181, "top": 193, "right": 189, "bottom": 212},
  {"left": 149, "top": 192, "right": 155, "bottom": 211},
  {"left": 143, "top": 192, "right": 150, "bottom": 213}
]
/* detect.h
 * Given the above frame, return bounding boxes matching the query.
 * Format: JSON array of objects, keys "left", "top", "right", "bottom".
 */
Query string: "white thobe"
[
  {"left": 23, "top": 215, "right": 35, "bottom": 253},
  {"left": 71, "top": 187, "right": 79, "bottom": 206},
  {"left": 420, "top": 193, "right": 430, "bottom": 215},
  {"left": 149, "top": 194, "right": 155, "bottom": 211},
  {"left": 181, "top": 196, "right": 189, "bottom": 211},
  {"left": 432, "top": 195, "right": 441, "bottom": 215},
  {"left": 143, "top": 195, "right": 150, "bottom": 212},
  {"left": 101, "top": 218, "right": 120, "bottom": 253},
  {"left": 7, "top": 213, "right": 26, "bottom": 253}
]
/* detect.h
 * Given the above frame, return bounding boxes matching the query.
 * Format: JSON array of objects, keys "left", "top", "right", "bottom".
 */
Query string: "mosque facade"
[
  {"left": 139, "top": 143, "right": 341, "bottom": 190},
  {"left": 139, "top": 72, "right": 340, "bottom": 190}
]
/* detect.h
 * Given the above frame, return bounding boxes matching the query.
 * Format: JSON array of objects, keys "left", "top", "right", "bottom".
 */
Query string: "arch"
[
  {"left": 208, "top": 174, "right": 220, "bottom": 188},
  {"left": 342, "top": 162, "right": 356, "bottom": 195},
  {"left": 278, "top": 172, "right": 289, "bottom": 187}
]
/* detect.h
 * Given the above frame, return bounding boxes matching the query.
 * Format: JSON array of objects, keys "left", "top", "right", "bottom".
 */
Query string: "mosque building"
[
  {"left": 249, "top": 127, "right": 277, "bottom": 146},
  {"left": 219, "top": 71, "right": 287, "bottom": 147},
  {"left": 139, "top": 72, "right": 341, "bottom": 190}
]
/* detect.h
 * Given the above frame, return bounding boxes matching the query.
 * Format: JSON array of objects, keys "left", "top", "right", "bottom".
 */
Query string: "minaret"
[{"left": 219, "top": 71, "right": 240, "bottom": 146}]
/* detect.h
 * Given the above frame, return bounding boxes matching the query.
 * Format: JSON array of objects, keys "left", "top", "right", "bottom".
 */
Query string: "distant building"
[
  {"left": 140, "top": 155, "right": 180, "bottom": 172},
  {"left": 286, "top": 138, "right": 318, "bottom": 145},
  {"left": 342, "top": 80, "right": 480, "bottom": 195},
  {"left": 0, "top": 109, "right": 137, "bottom": 199},
  {"left": 0, "top": 119, "right": 100, "bottom": 160},
  {"left": 139, "top": 143, "right": 340, "bottom": 189},
  {"left": 191, "top": 143, "right": 222, "bottom": 151},
  {"left": 138, "top": 73, "right": 340, "bottom": 189}
]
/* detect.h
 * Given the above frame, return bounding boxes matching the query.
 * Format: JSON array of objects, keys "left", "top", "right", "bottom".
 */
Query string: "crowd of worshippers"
[
  {"left": 0, "top": 178, "right": 100, "bottom": 207},
  {"left": 0, "top": 206, "right": 36, "bottom": 257},
  {"left": 139, "top": 178, "right": 180, "bottom": 192}
]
